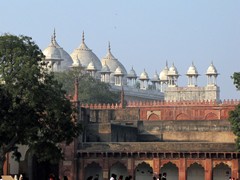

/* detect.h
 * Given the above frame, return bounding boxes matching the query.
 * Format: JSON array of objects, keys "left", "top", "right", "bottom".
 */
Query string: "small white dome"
[
  {"left": 186, "top": 62, "right": 199, "bottom": 76},
  {"left": 168, "top": 63, "right": 179, "bottom": 76},
  {"left": 139, "top": 69, "right": 149, "bottom": 80},
  {"left": 159, "top": 62, "right": 169, "bottom": 81},
  {"left": 151, "top": 71, "right": 160, "bottom": 82},
  {"left": 206, "top": 62, "right": 218, "bottom": 75},
  {"left": 101, "top": 61, "right": 111, "bottom": 73},
  {"left": 127, "top": 67, "right": 137, "bottom": 78},
  {"left": 114, "top": 66, "right": 124, "bottom": 76},
  {"left": 71, "top": 57, "right": 81, "bottom": 67},
  {"left": 86, "top": 61, "right": 97, "bottom": 71}
]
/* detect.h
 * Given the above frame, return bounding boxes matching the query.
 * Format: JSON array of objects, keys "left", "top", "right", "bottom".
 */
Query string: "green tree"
[
  {"left": 232, "top": 72, "right": 240, "bottom": 91},
  {"left": 54, "top": 69, "right": 120, "bottom": 104},
  {"left": 229, "top": 72, "right": 240, "bottom": 150},
  {"left": 0, "top": 34, "right": 80, "bottom": 175}
]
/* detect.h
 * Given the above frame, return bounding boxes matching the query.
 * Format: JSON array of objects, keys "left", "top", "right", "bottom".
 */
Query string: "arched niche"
[
  {"left": 187, "top": 162, "right": 204, "bottom": 180},
  {"left": 84, "top": 162, "right": 103, "bottom": 180}
]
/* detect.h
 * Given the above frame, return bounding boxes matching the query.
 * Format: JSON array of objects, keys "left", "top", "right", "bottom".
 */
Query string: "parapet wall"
[
  {"left": 81, "top": 99, "right": 240, "bottom": 109},
  {"left": 81, "top": 100, "right": 239, "bottom": 121}
]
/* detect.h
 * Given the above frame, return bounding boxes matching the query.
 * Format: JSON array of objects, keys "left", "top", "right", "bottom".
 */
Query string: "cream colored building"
[{"left": 42, "top": 30, "right": 220, "bottom": 102}]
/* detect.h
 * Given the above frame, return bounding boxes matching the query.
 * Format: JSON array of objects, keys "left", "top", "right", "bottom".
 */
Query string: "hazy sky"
[{"left": 0, "top": 0, "right": 239, "bottom": 100}]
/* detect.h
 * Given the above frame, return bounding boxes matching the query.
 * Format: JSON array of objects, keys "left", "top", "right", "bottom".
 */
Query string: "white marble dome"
[
  {"left": 101, "top": 61, "right": 111, "bottom": 73},
  {"left": 168, "top": 63, "right": 179, "bottom": 76},
  {"left": 159, "top": 62, "right": 169, "bottom": 81},
  {"left": 127, "top": 67, "right": 137, "bottom": 78},
  {"left": 206, "top": 62, "right": 218, "bottom": 75},
  {"left": 86, "top": 61, "right": 97, "bottom": 71},
  {"left": 43, "top": 38, "right": 62, "bottom": 60},
  {"left": 139, "top": 69, "right": 149, "bottom": 80},
  {"left": 114, "top": 66, "right": 124, "bottom": 76},
  {"left": 101, "top": 42, "right": 127, "bottom": 83},
  {"left": 151, "top": 71, "right": 160, "bottom": 82},
  {"left": 187, "top": 63, "right": 199, "bottom": 76},
  {"left": 70, "top": 32, "right": 102, "bottom": 71},
  {"left": 43, "top": 30, "right": 74, "bottom": 71}
]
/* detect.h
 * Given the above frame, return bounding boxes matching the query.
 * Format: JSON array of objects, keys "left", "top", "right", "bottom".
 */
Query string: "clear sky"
[{"left": 0, "top": 0, "right": 239, "bottom": 100}]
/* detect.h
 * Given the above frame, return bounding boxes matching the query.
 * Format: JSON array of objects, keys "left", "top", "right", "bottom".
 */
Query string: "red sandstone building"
[{"left": 57, "top": 99, "right": 240, "bottom": 180}]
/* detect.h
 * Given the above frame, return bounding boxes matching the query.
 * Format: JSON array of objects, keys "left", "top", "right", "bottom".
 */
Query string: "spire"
[
  {"left": 108, "top": 41, "right": 111, "bottom": 52},
  {"left": 166, "top": 60, "right": 168, "bottom": 67},
  {"left": 51, "top": 35, "right": 54, "bottom": 44},
  {"left": 82, "top": 31, "right": 85, "bottom": 43},
  {"left": 53, "top": 28, "right": 56, "bottom": 41}
]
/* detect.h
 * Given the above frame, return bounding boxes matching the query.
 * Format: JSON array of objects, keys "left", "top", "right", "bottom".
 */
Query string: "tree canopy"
[
  {"left": 0, "top": 34, "right": 80, "bottom": 174},
  {"left": 54, "top": 69, "right": 120, "bottom": 104},
  {"left": 229, "top": 72, "right": 240, "bottom": 150}
]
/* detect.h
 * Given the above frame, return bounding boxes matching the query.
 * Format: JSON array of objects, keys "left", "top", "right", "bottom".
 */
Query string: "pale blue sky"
[{"left": 0, "top": 0, "right": 240, "bottom": 100}]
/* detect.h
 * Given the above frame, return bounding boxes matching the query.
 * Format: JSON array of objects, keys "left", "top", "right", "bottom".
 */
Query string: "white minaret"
[
  {"left": 167, "top": 63, "right": 179, "bottom": 87},
  {"left": 186, "top": 62, "right": 199, "bottom": 87},
  {"left": 159, "top": 61, "right": 169, "bottom": 92},
  {"left": 206, "top": 62, "right": 219, "bottom": 86},
  {"left": 127, "top": 66, "right": 138, "bottom": 87},
  {"left": 139, "top": 69, "right": 149, "bottom": 90}
]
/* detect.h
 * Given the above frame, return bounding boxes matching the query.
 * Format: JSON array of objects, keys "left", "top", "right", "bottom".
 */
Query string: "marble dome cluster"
[{"left": 42, "top": 30, "right": 219, "bottom": 98}]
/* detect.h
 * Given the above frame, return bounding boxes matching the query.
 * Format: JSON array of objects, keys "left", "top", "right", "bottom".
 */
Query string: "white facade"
[{"left": 42, "top": 30, "right": 220, "bottom": 102}]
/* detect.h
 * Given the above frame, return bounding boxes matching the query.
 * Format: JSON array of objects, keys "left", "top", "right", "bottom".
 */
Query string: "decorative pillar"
[
  {"left": 102, "top": 157, "right": 109, "bottom": 180},
  {"left": 153, "top": 158, "right": 160, "bottom": 177},
  {"left": 232, "top": 159, "right": 239, "bottom": 179},
  {"left": 205, "top": 159, "right": 212, "bottom": 180},
  {"left": 127, "top": 158, "right": 134, "bottom": 179},
  {"left": 179, "top": 158, "right": 186, "bottom": 180}
]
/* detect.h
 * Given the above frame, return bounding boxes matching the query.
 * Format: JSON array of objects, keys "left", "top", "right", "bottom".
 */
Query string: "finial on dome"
[
  {"left": 82, "top": 31, "right": 85, "bottom": 43},
  {"left": 166, "top": 60, "right": 168, "bottom": 67},
  {"left": 51, "top": 35, "right": 54, "bottom": 44},
  {"left": 108, "top": 41, "right": 111, "bottom": 52},
  {"left": 53, "top": 28, "right": 56, "bottom": 41}
]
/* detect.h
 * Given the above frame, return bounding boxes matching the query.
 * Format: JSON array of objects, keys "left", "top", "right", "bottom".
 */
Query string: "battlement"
[{"left": 81, "top": 99, "right": 240, "bottom": 110}]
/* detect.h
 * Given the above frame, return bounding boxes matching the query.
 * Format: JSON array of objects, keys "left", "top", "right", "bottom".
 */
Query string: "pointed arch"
[
  {"left": 135, "top": 161, "right": 153, "bottom": 180},
  {"left": 205, "top": 112, "right": 218, "bottom": 120},
  {"left": 187, "top": 162, "right": 204, "bottom": 180},
  {"left": 148, "top": 113, "right": 160, "bottom": 120},
  {"left": 84, "top": 162, "right": 102, "bottom": 180},
  {"left": 213, "top": 162, "right": 231, "bottom": 180},
  {"left": 110, "top": 161, "right": 128, "bottom": 180},
  {"left": 176, "top": 113, "right": 189, "bottom": 120},
  {"left": 160, "top": 162, "right": 179, "bottom": 180}
]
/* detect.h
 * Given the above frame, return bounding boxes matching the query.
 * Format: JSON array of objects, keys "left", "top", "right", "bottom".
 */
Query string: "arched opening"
[
  {"left": 205, "top": 112, "right": 218, "bottom": 120},
  {"left": 148, "top": 113, "right": 159, "bottom": 120},
  {"left": 213, "top": 163, "right": 231, "bottom": 180},
  {"left": 160, "top": 162, "right": 178, "bottom": 180},
  {"left": 135, "top": 162, "right": 153, "bottom": 180},
  {"left": 84, "top": 162, "right": 102, "bottom": 180},
  {"left": 176, "top": 113, "right": 189, "bottom": 120},
  {"left": 110, "top": 162, "right": 128, "bottom": 180},
  {"left": 187, "top": 163, "right": 204, "bottom": 180}
]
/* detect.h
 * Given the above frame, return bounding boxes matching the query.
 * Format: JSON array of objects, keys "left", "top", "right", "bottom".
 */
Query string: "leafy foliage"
[
  {"left": 229, "top": 72, "right": 240, "bottom": 150},
  {"left": 0, "top": 34, "right": 81, "bottom": 171},
  {"left": 231, "top": 72, "right": 240, "bottom": 91},
  {"left": 54, "top": 69, "right": 120, "bottom": 104}
]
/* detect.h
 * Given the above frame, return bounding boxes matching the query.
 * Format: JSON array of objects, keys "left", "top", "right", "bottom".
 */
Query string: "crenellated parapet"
[
  {"left": 81, "top": 99, "right": 240, "bottom": 110},
  {"left": 81, "top": 103, "right": 122, "bottom": 109}
]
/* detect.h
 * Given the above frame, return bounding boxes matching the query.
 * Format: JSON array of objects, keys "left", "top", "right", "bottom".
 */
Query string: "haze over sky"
[{"left": 0, "top": 0, "right": 239, "bottom": 100}]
